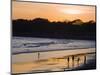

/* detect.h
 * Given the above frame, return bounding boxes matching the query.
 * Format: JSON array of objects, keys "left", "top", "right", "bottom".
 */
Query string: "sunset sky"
[{"left": 12, "top": 1, "right": 96, "bottom": 22}]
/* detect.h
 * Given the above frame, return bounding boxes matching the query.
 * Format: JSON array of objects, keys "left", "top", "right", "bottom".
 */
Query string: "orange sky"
[{"left": 12, "top": 1, "right": 96, "bottom": 22}]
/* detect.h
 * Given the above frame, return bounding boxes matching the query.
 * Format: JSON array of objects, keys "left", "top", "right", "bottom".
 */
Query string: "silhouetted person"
[
  {"left": 84, "top": 55, "right": 87, "bottom": 65},
  {"left": 67, "top": 57, "right": 70, "bottom": 68},
  {"left": 38, "top": 52, "right": 40, "bottom": 61},
  {"left": 72, "top": 55, "right": 74, "bottom": 68},
  {"left": 77, "top": 57, "right": 80, "bottom": 67}
]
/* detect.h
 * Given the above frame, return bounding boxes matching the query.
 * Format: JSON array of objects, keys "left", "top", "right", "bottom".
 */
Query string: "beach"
[{"left": 12, "top": 48, "right": 96, "bottom": 74}]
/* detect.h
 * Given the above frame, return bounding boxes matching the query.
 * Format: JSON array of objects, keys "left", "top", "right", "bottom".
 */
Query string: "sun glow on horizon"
[{"left": 60, "top": 9, "right": 82, "bottom": 14}]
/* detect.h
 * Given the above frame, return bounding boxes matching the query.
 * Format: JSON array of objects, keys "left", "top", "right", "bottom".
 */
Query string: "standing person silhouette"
[
  {"left": 72, "top": 55, "right": 74, "bottom": 68},
  {"left": 77, "top": 57, "right": 80, "bottom": 67},
  {"left": 67, "top": 56, "right": 70, "bottom": 68},
  {"left": 84, "top": 55, "right": 86, "bottom": 65},
  {"left": 38, "top": 52, "right": 40, "bottom": 61}
]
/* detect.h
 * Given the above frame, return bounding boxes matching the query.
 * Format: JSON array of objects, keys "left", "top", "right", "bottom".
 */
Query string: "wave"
[{"left": 12, "top": 37, "right": 95, "bottom": 54}]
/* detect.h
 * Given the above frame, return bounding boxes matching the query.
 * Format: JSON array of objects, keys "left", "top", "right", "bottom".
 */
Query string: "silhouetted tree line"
[{"left": 12, "top": 18, "right": 96, "bottom": 40}]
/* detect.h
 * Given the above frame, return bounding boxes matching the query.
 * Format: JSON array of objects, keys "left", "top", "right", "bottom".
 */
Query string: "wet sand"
[{"left": 12, "top": 48, "right": 96, "bottom": 74}]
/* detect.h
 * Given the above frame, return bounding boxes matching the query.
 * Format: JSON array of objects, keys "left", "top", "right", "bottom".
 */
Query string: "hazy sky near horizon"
[{"left": 12, "top": 1, "right": 96, "bottom": 22}]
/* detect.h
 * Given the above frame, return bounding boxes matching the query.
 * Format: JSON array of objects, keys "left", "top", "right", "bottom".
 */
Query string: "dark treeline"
[{"left": 12, "top": 18, "right": 96, "bottom": 40}]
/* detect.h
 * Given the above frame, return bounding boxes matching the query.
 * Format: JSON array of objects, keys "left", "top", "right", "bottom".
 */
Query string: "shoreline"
[
  {"left": 12, "top": 48, "right": 96, "bottom": 74},
  {"left": 12, "top": 47, "right": 95, "bottom": 55},
  {"left": 12, "top": 48, "right": 95, "bottom": 63}
]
